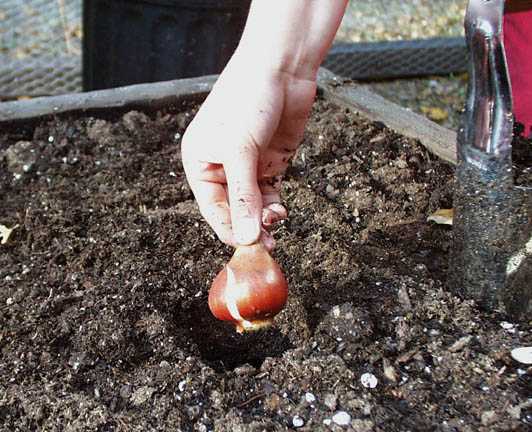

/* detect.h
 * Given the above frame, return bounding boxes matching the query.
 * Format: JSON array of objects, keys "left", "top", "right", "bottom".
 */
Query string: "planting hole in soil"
[{"left": 1, "top": 98, "right": 530, "bottom": 431}]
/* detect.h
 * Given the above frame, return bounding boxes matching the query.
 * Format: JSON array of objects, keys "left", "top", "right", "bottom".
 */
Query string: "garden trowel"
[{"left": 451, "top": 0, "right": 531, "bottom": 320}]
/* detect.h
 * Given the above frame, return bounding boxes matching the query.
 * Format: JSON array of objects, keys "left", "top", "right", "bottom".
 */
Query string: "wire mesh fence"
[
  {"left": 0, "top": 0, "right": 467, "bottom": 98},
  {"left": 0, "top": 0, "right": 81, "bottom": 97}
]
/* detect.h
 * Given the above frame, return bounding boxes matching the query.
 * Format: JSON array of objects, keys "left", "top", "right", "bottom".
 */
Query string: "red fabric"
[{"left": 504, "top": 4, "right": 532, "bottom": 136}]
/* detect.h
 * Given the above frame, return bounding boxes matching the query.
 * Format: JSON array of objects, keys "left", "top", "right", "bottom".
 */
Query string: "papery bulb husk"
[{"left": 208, "top": 243, "right": 288, "bottom": 333}]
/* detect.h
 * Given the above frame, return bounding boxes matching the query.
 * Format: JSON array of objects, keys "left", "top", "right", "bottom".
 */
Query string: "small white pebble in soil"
[
  {"left": 169, "top": 171, "right": 177, "bottom": 177},
  {"left": 323, "top": 419, "right": 332, "bottom": 426},
  {"left": 360, "top": 372, "right": 378, "bottom": 389},
  {"left": 178, "top": 380, "right": 186, "bottom": 392},
  {"left": 292, "top": 416, "right": 305, "bottom": 428},
  {"left": 6, "top": 297, "right": 14, "bottom": 305},
  {"left": 510, "top": 347, "right": 532, "bottom": 365},
  {"left": 48, "top": 136, "right": 54, "bottom": 143},
  {"left": 332, "top": 411, "right": 351, "bottom": 426},
  {"left": 305, "top": 392, "right": 316, "bottom": 404},
  {"left": 500, "top": 321, "right": 514, "bottom": 330}
]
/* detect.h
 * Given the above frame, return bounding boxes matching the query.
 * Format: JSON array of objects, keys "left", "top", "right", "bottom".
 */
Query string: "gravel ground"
[
  {"left": 338, "top": 0, "right": 467, "bottom": 42},
  {"left": 0, "top": 0, "right": 467, "bottom": 58},
  {"left": 0, "top": 0, "right": 467, "bottom": 127},
  {"left": 338, "top": 0, "right": 468, "bottom": 131},
  {"left": 365, "top": 76, "right": 467, "bottom": 131}
]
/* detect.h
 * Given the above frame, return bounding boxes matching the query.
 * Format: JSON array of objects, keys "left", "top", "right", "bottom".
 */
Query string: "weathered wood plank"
[
  {"left": 0, "top": 68, "right": 457, "bottom": 166},
  {"left": 317, "top": 68, "right": 458, "bottom": 165},
  {"left": 0, "top": 75, "right": 216, "bottom": 123}
]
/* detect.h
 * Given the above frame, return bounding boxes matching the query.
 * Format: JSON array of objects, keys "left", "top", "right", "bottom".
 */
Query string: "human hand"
[
  {"left": 181, "top": 0, "right": 347, "bottom": 249},
  {"left": 181, "top": 59, "right": 317, "bottom": 249}
]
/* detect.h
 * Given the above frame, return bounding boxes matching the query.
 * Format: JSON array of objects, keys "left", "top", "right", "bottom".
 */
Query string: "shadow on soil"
[{"left": 171, "top": 302, "right": 293, "bottom": 372}]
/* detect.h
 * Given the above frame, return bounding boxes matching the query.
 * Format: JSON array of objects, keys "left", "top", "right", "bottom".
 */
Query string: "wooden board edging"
[{"left": 0, "top": 68, "right": 457, "bottom": 165}]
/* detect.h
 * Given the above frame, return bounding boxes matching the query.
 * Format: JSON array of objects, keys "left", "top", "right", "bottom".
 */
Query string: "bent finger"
[
  {"left": 259, "top": 176, "right": 287, "bottom": 226},
  {"left": 262, "top": 203, "right": 288, "bottom": 227}
]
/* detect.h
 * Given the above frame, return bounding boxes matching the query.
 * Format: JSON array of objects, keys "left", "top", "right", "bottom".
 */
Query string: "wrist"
[
  {"left": 229, "top": 0, "right": 348, "bottom": 82},
  {"left": 232, "top": 41, "right": 319, "bottom": 82}
]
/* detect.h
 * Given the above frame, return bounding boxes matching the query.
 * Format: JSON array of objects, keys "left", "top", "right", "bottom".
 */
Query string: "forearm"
[{"left": 233, "top": 0, "right": 348, "bottom": 80}]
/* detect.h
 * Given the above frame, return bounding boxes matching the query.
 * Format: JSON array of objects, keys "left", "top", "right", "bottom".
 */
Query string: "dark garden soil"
[{"left": 0, "top": 98, "right": 530, "bottom": 432}]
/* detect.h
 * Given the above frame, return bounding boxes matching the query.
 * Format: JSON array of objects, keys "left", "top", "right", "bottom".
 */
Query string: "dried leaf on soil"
[
  {"left": 427, "top": 208, "right": 454, "bottom": 225},
  {"left": 421, "top": 106, "right": 449, "bottom": 122},
  {"left": 0, "top": 223, "right": 19, "bottom": 244}
]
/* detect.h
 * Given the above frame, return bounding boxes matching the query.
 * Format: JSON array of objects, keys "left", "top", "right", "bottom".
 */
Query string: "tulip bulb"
[{"left": 208, "top": 243, "right": 288, "bottom": 333}]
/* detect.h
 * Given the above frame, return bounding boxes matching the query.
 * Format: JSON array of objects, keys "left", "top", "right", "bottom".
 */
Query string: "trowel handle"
[{"left": 462, "top": 0, "right": 513, "bottom": 158}]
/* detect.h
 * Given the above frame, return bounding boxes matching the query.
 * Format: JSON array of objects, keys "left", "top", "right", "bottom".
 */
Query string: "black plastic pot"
[{"left": 83, "top": 0, "right": 250, "bottom": 91}]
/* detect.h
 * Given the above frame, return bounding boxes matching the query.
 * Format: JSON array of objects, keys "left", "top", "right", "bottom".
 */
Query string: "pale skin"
[{"left": 182, "top": 0, "right": 349, "bottom": 249}]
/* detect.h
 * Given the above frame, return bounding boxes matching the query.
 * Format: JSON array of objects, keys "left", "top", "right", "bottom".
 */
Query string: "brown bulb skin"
[{"left": 208, "top": 243, "right": 288, "bottom": 333}]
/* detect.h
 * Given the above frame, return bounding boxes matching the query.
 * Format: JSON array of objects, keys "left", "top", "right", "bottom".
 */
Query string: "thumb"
[{"left": 224, "top": 145, "right": 262, "bottom": 246}]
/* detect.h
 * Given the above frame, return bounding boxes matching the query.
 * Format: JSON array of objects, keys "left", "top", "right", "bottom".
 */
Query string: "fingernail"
[
  {"left": 234, "top": 217, "right": 260, "bottom": 245},
  {"left": 268, "top": 203, "right": 287, "bottom": 216}
]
